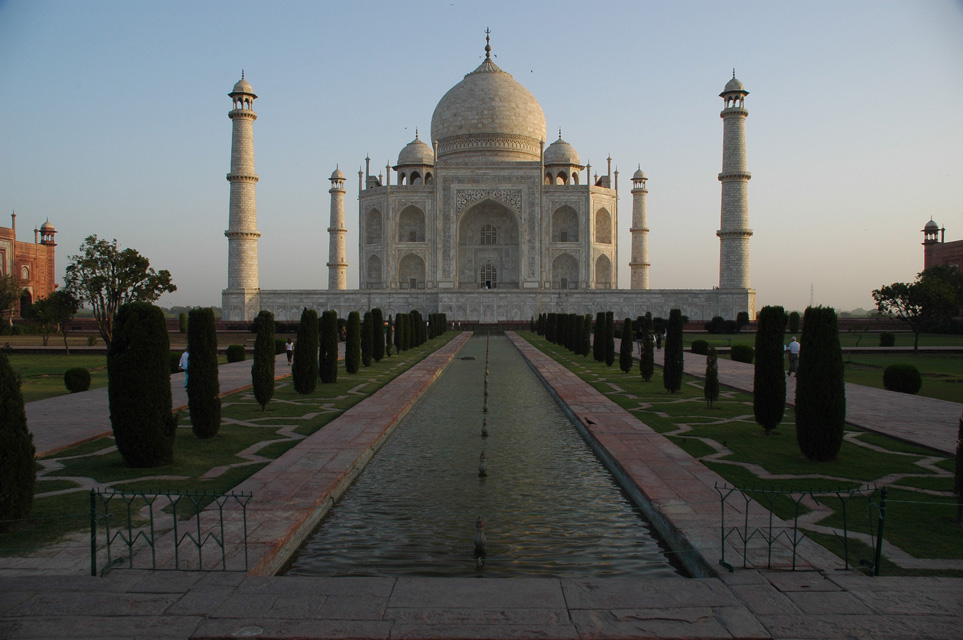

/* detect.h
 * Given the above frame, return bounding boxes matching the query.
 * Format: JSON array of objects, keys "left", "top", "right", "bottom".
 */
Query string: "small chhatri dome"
[
  {"left": 632, "top": 168, "right": 646, "bottom": 181},
  {"left": 330, "top": 167, "right": 345, "bottom": 180},
  {"left": 40, "top": 219, "right": 55, "bottom": 232},
  {"left": 544, "top": 132, "right": 580, "bottom": 166},
  {"left": 230, "top": 70, "right": 256, "bottom": 97},
  {"left": 722, "top": 71, "right": 747, "bottom": 95},
  {"left": 397, "top": 131, "right": 435, "bottom": 166}
]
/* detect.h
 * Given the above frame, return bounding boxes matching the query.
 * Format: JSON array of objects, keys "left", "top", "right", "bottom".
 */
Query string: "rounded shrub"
[
  {"left": 64, "top": 367, "right": 91, "bottom": 393},
  {"left": 730, "top": 344, "right": 754, "bottom": 364},
  {"left": 883, "top": 364, "right": 922, "bottom": 394},
  {"left": 226, "top": 344, "right": 246, "bottom": 363},
  {"left": 691, "top": 339, "right": 709, "bottom": 355},
  {"left": 879, "top": 332, "right": 896, "bottom": 347}
]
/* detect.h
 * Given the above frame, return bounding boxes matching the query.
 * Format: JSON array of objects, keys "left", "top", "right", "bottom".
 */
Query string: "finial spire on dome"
[
  {"left": 485, "top": 28, "right": 491, "bottom": 59},
  {"left": 558, "top": 128, "right": 562, "bottom": 140},
  {"left": 415, "top": 128, "right": 419, "bottom": 139},
  {"left": 732, "top": 68, "right": 736, "bottom": 79},
  {"left": 242, "top": 69, "right": 245, "bottom": 79}
]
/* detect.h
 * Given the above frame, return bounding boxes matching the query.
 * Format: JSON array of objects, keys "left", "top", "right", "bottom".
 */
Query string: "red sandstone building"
[
  {"left": 0, "top": 212, "right": 57, "bottom": 317},
  {"left": 922, "top": 218, "right": 963, "bottom": 272}
]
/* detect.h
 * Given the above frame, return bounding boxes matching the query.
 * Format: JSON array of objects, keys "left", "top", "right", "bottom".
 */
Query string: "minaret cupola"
[{"left": 543, "top": 130, "right": 583, "bottom": 185}]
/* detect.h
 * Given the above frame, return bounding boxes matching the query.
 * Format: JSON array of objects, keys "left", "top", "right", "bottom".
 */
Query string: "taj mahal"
[{"left": 221, "top": 37, "right": 755, "bottom": 323}]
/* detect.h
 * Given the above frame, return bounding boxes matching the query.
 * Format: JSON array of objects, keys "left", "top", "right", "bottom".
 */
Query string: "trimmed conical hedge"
[
  {"left": 0, "top": 353, "right": 35, "bottom": 529},
  {"left": 108, "top": 302, "right": 176, "bottom": 467},
  {"left": 371, "top": 308, "right": 385, "bottom": 362},
  {"left": 345, "top": 311, "right": 361, "bottom": 374},
  {"left": 663, "top": 309, "right": 684, "bottom": 393},
  {"left": 292, "top": 308, "right": 319, "bottom": 394},
  {"left": 320, "top": 310, "right": 339, "bottom": 383},
  {"left": 187, "top": 307, "right": 221, "bottom": 437},
  {"left": 753, "top": 305, "right": 787, "bottom": 435},
  {"left": 795, "top": 306, "right": 846, "bottom": 461},
  {"left": 252, "top": 310, "right": 275, "bottom": 411}
]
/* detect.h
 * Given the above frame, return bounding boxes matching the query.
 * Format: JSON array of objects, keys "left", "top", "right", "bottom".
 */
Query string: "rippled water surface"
[{"left": 284, "top": 335, "right": 683, "bottom": 578}]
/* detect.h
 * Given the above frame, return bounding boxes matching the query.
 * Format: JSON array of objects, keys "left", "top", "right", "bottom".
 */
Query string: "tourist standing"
[
  {"left": 178, "top": 349, "right": 189, "bottom": 387},
  {"left": 787, "top": 336, "right": 800, "bottom": 376},
  {"left": 285, "top": 338, "right": 294, "bottom": 365}
]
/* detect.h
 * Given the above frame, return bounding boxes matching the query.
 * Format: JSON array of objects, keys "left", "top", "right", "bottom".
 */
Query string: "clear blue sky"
[{"left": 1, "top": 0, "right": 961, "bottom": 314}]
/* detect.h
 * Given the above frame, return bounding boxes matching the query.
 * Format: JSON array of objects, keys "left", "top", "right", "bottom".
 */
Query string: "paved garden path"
[{"left": 25, "top": 348, "right": 342, "bottom": 457}]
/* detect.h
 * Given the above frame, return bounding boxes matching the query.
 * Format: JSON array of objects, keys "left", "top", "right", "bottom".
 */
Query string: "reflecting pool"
[{"left": 284, "top": 335, "right": 684, "bottom": 578}]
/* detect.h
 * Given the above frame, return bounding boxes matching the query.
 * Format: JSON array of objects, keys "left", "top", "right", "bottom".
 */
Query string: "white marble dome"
[
  {"left": 430, "top": 58, "right": 546, "bottom": 161},
  {"left": 397, "top": 134, "right": 434, "bottom": 166},
  {"left": 544, "top": 136, "right": 580, "bottom": 166}
]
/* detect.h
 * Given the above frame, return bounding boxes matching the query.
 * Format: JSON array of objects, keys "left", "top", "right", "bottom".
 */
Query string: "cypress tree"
[
  {"left": 788, "top": 311, "right": 801, "bottom": 334},
  {"left": 581, "top": 314, "right": 592, "bottom": 357},
  {"left": 639, "top": 328, "right": 654, "bottom": 382},
  {"left": 753, "top": 305, "right": 788, "bottom": 435},
  {"left": 545, "top": 313, "right": 555, "bottom": 343},
  {"left": 251, "top": 310, "right": 275, "bottom": 411},
  {"left": 704, "top": 347, "right": 720, "bottom": 408},
  {"left": 108, "top": 302, "right": 176, "bottom": 467},
  {"left": 361, "top": 311, "right": 373, "bottom": 367},
  {"left": 187, "top": 308, "right": 221, "bottom": 436},
  {"left": 385, "top": 313, "right": 394, "bottom": 357},
  {"left": 410, "top": 310, "right": 424, "bottom": 346},
  {"left": 574, "top": 315, "right": 584, "bottom": 354},
  {"left": 619, "top": 317, "right": 634, "bottom": 373},
  {"left": 0, "top": 353, "right": 35, "bottom": 529},
  {"left": 371, "top": 308, "right": 385, "bottom": 362},
  {"left": 292, "top": 308, "right": 319, "bottom": 394},
  {"left": 394, "top": 313, "right": 403, "bottom": 353},
  {"left": 604, "top": 311, "right": 615, "bottom": 367},
  {"left": 795, "top": 306, "right": 846, "bottom": 461},
  {"left": 401, "top": 313, "right": 411, "bottom": 351},
  {"left": 345, "top": 311, "right": 361, "bottom": 373},
  {"left": 593, "top": 312, "right": 604, "bottom": 361},
  {"left": 663, "top": 308, "right": 684, "bottom": 393},
  {"left": 320, "top": 310, "right": 339, "bottom": 383},
  {"left": 955, "top": 410, "right": 963, "bottom": 525}
]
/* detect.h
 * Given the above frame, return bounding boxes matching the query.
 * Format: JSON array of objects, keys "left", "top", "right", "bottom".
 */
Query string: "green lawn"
[
  {"left": 682, "top": 332, "right": 963, "bottom": 349},
  {"left": 843, "top": 353, "right": 963, "bottom": 403},
  {"left": 7, "top": 354, "right": 109, "bottom": 403},
  {"left": 521, "top": 332, "right": 963, "bottom": 576},
  {"left": 0, "top": 334, "right": 455, "bottom": 556},
  {"left": 8, "top": 352, "right": 234, "bottom": 403}
]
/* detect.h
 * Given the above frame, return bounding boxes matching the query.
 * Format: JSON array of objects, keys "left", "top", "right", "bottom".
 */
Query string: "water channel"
[{"left": 284, "top": 335, "right": 684, "bottom": 578}]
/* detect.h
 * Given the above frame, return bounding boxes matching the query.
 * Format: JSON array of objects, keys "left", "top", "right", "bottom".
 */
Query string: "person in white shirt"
[{"left": 787, "top": 337, "right": 800, "bottom": 376}]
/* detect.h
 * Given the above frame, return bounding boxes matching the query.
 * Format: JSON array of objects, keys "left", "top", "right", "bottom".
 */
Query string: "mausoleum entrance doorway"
[{"left": 457, "top": 199, "right": 519, "bottom": 289}]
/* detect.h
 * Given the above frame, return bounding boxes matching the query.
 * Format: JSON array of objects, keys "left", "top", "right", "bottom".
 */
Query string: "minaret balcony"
[
  {"left": 226, "top": 173, "right": 259, "bottom": 183},
  {"left": 717, "top": 171, "right": 751, "bottom": 181}
]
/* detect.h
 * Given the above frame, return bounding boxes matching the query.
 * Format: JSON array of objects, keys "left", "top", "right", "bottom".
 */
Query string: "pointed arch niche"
[
  {"left": 595, "top": 208, "right": 612, "bottom": 244},
  {"left": 595, "top": 254, "right": 612, "bottom": 289},
  {"left": 398, "top": 205, "right": 426, "bottom": 242},
  {"left": 552, "top": 206, "right": 579, "bottom": 242},
  {"left": 398, "top": 253, "right": 426, "bottom": 289},
  {"left": 365, "top": 209, "right": 383, "bottom": 245},
  {"left": 552, "top": 253, "right": 578, "bottom": 289},
  {"left": 457, "top": 199, "right": 519, "bottom": 289}
]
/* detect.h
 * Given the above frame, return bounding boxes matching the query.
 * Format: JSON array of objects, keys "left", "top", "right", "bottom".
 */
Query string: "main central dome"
[{"left": 430, "top": 57, "right": 547, "bottom": 162}]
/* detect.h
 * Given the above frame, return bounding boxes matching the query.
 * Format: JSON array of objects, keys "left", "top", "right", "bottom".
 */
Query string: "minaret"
[
  {"left": 327, "top": 167, "right": 348, "bottom": 289},
  {"left": 717, "top": 72, "right": 752, "bottom": 290},
  {"left": 922, "top": 218, "right": 941, "bottom": 270},
  {"left": 224, "top": 72, "right": 260, "bottom": 318},
  {"left": 629, "top": 168, "right": 650, "bottom": 289}
]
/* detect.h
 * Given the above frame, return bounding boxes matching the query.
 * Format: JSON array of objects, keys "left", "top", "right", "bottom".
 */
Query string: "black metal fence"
[
  {"left": 715, "top": 483, "right": 886, "bottom": 575},
  {"left": 89, "top": 488, "right": 253, "bottom": 576}
]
